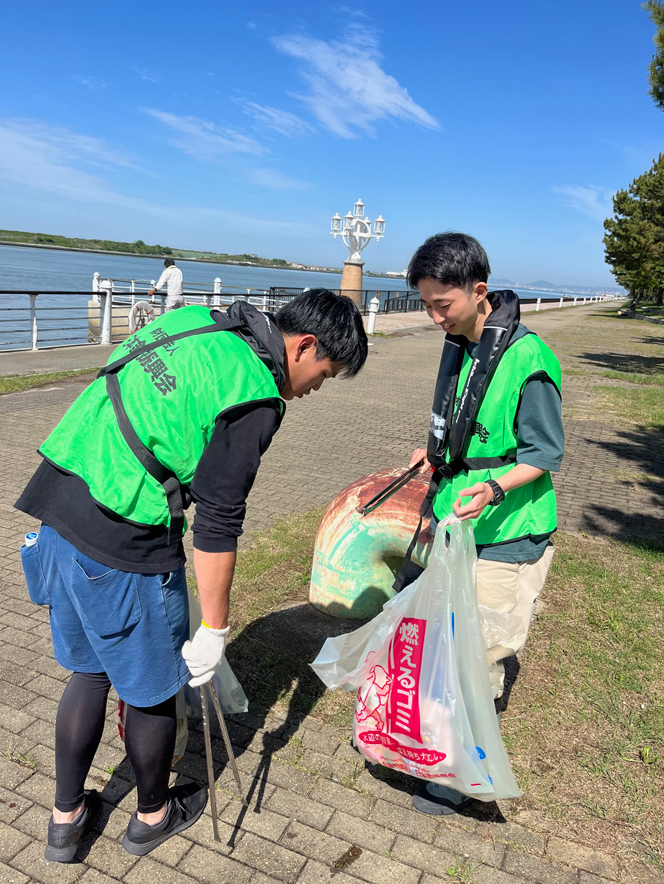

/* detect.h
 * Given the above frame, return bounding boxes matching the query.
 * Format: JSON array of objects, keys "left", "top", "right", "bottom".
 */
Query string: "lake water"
[{"left": 0, "top": 244, "right": 570, "bottom": 350}]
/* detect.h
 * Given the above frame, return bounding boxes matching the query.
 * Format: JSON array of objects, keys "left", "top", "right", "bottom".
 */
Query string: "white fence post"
[
  {"left": 559, "top": 297, "right": 563, "bottom": 308},
  {"left": 92, "top": 272, "right": 100, "bottom": 302},
  {"left": 213, "top": 277, "right": 222, "bottom": 307},
  {"left": 367, "top": 295, "right": 380, "bottom": 334},
  {"left": 29, "top": 294, "right": 38, "bottom": 351},
  {"left": 536, "top": 298, "right": 541, "bottom": 312},
  {"left": 574, "top": 297, "right": 577, "bottom": 306},
  {"left": 100, "top": 280, "right": 113, "bottom": 345},
  {"left": 150, "top": 281, "right": 156, "bottom": 304}
]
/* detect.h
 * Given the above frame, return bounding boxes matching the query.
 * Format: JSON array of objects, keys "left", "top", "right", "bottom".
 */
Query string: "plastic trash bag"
[
  {"left": 183, "top": 587, "right": 249, "bottom": 718},
  {"left": 311, "top": 515, "right": 521, "bottom": 802}
]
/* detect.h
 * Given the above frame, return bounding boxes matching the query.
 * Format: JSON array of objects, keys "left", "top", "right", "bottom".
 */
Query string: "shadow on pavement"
[
  {"left": 585, "top": 423, "right": 664, "bottom": 550},
  {"left": 176, "top": 602, "right": 363, "bottom": 845},
  {"left": 577, "top": 349, "right": 664, "bottom": 375}
]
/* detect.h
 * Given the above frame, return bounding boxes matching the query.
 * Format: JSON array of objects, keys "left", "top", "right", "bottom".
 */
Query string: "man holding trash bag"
[
  {"left": 15, "top": 290, "right": 367, "bottom": 860},
  {"left": 407, "top": 232, "right": 564, "bottom": 814}
]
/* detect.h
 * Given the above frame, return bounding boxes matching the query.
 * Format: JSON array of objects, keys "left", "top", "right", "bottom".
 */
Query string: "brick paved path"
[{"left": 0, "top": 304, "right": 661, "bottom": 884}]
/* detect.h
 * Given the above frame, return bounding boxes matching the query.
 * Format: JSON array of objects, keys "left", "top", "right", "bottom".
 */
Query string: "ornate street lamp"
[{"left": 330, "top": 199, "right": 386, "bottom": 304}]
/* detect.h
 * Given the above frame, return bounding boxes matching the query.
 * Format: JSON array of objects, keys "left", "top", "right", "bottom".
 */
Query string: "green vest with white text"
[
  {"left": 432, "top": 334, "right": 561, "bottom": 547},
  {"left": 40, "top": 306, "right": 283, "bottom": 532}
]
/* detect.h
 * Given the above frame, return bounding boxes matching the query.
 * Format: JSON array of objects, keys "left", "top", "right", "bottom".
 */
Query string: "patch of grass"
[
  {"left": 1, "top": 745, "right": 37, "bottom": 770},
  {"left": 596, "top": 384, "right": 664, "bottom": 428},
  {"left": 506, "top": 531, "right": 664, "bottom": 864},
  {"left": 205, "top": 505, "right": 664, "bottom": 867},
  {"left": 638, "top": 304, "right": 664, "bottom": 319},
  {"left": 445, "top": 855, "right": 476, "bottom": 882},
  {"left": 0, "top": 368, "right": 98, "bottom": 395},
  {"left": 600, "top": 370, "right": 664, "bottom": 386}
]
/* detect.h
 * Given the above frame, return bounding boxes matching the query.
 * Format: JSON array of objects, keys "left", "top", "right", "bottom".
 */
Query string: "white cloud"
[
  {"left": 552, "top": 185, "right": 613, "bottom": 222},
  {"left": 134, "top": 66, "right": 160, "bottom": 83},
  {"left": 0, "top": 118, "right": 309, "bottom": 233},
  {"left": 0, "top": 118, "right": 159, "bottom": 213},
  {"left": 73, "top": 75, "right": 106, "bottom": 91},
  {"left": 144, "top": 109, "right": 311, "bottom": 190},
  {"left": 240, "top": 101, "right": 314, "bottom": 137},
  {"left": 144, "top": 109, "right": 265, "bottom": 160},
  {"left": 271, "top": 26, "right": 438, "bottom": 138},
  {"left": 245, "top": 167, "right": 312, "bottom": 190}
]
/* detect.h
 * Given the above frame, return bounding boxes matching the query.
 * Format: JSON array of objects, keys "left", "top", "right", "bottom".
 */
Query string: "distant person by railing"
[{"left": 148, "top": 258, "right": 185, "bottom": 311}]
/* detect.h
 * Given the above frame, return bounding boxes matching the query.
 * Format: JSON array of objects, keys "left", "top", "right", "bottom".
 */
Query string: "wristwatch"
[{"left": 485, "top": 479, "right": 505, "bottom": 506}]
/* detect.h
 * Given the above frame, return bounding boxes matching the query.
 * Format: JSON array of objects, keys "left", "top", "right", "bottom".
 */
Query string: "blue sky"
[{"left": 0, "top": 1, "right": 661, "bottom": 285}]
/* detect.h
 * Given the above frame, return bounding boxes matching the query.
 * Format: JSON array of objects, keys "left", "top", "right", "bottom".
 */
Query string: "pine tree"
[
  {"left": 603, "top": 155, "right": 664, "bottom": 305},
  {"left": 645, "top": 1, "right": 664, "bottom": 108}
]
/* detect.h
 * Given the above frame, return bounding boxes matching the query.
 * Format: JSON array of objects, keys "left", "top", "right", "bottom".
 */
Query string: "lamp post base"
[{"left": 340, "top": 260, "right": 364, "bottom": 305}]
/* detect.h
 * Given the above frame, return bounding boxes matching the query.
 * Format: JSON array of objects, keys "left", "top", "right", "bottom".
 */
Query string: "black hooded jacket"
[{"left": 15, "top": 304, "right": 287, "bottom": 573}]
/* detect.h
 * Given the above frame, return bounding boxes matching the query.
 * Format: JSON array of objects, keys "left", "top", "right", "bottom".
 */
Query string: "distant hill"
[
  {"left": 0, "top": 228, "right": 295, "bottom": 269},
  {"left": 488, "top": 277, "right": 516, "bottom": 287},
  {"left": 489, "top": 275, "right": 624, "bottom": 295}
]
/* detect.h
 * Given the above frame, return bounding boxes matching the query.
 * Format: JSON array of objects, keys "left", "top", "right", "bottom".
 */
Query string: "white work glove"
[{"left": 182, "top": 623, "right": 230, "bottom": 687}]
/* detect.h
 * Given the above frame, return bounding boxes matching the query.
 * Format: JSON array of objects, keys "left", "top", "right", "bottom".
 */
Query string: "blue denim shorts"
[{"left": 25, "top": 525, "right": 190, "bottom": 707}]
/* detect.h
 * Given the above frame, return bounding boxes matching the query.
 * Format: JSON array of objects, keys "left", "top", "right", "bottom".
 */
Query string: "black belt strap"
[
  {"left": 98, "top": 320, "right": 242, "bottom": 378},
  {"left": 100, "top": 321, "right": 241, "bottom": 545},
  {"left": 392, "top": 469, "right": 441, "bottom": 593},
  {"left": 100, "top": 312, "right": 283, "bottom": 546},
  {"left": 106, "top": 373, "right": 185, "bottom": 545},
  {"left": 436, "top": 453, "right": 516, "bottom": 480}
]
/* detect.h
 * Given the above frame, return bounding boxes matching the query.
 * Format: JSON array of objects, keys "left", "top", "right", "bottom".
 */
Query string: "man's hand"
[
  {"left": 182, "top": 623, "right": 230, "bottom": 687},
  {"left": 409, "top": 448, "right": 431, "bottom": 475},
  {"left": 147, "top": 288, "right": 156, "bottom": 297},
  {"left": 453, "top": 482, "right": 495, "bottom": 520}
]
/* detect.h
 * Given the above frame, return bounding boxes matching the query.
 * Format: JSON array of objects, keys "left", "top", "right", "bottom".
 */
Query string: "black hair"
[
  {"left": 275, "top": 289, "right": 368, "bottom": 378},
  {"left": 164, "top": 258, "right": 175, "bottom": 267},
  {"left": 407, "top": 232, "right": 491, "bottom": 291}
]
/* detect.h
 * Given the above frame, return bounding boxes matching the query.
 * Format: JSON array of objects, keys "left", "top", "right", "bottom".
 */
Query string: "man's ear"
[
  {"left": 295, "top": 334, "right": 317, "bottom": 361},
  {"left": 474, "top": 282, "right": 488, "bottom": 302}
]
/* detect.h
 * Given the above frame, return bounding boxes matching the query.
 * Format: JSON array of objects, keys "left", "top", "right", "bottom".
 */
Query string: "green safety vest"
[
  {"left": 432, "top": 333, "right": 561, "bottom": 547},
  {"left": 41, "top": 306, "right": 283, "bottom": 534}
]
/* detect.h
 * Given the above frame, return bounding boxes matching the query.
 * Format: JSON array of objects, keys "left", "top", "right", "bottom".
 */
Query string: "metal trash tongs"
[
  {"left": 199, "top": 679, "right": 248, "bottom": 842},
  {"left": 357, "top": 459, "right": 425, "bottom": 516}
]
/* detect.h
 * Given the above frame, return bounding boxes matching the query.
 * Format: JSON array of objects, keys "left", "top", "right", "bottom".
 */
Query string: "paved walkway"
[{"left": 0, "top": 303, "right": 661, "bottom": 884}]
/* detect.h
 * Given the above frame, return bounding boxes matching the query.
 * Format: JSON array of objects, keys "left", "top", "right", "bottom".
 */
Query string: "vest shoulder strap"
[
  {"left": 98, "top": 315, "right": 240, "bottom": 378},
  {"left": 105, "top": 372, "right": 185, "bottom": 544}
]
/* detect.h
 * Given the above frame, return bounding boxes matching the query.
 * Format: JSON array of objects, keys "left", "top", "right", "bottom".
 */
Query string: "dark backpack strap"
[
  {"left": 98, "top": 316, "right": 242, "bottom": 377},
  {"left": 392, "top": 469, "right": 441, "bottom": 593},
  {"left": 437, "top": 453, "right": 517, "bottom": 479},
  {"left": 106, "top": 373, "right": 184, "bottom": 545}
]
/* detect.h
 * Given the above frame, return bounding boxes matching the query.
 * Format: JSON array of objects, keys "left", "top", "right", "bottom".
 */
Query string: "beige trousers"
[{"left": 476, "top": 543, "right": 555, "bottom": 698}]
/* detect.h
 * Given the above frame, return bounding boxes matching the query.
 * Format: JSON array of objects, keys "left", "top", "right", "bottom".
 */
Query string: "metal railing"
[
  {"left": 268, "top": 286, "right": 423, "bottom": 314},
  {"left": 0, "top": 287, "right": 294, "bottom": 352},
  {"left": 0, "top": 284, "right": 625, "bottom": 353}
]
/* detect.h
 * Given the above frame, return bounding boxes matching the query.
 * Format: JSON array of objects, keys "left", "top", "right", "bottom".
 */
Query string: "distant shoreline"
[
  {"left": 0, "top": 240, "right": 344, "bottom": 273},
  {"left": 0, "top": 240, "right": 621, "bottom": 293}
]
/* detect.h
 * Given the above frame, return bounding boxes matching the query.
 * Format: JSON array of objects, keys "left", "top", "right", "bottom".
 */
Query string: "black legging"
[{"left": 54, "top": 672, "right": 177, "bottom": 814}]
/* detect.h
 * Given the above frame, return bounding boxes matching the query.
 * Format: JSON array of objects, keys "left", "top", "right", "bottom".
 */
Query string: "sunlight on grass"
[{"left": 0, "top": 368, "right": 98, "bottom": 395}]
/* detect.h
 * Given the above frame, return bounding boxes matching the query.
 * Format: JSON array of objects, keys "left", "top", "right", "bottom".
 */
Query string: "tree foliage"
[
  {"left": 645, "top": 0, "right": 664, "bottom": 108},
  {"left": 0, "top": 229, "right": 294, "bottom": 268},
  {"left": 603, "top": 154, "right": 664, "bottom": 304}
]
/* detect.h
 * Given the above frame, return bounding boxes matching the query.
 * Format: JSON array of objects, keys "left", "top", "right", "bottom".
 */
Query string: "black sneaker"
[
  {"left": 45, "top": 789, "right": 100, "bottom": 862},
  {"left": 412, "top": 781, "right": 472, "bottom": 816},
  {"left": 122, "top": 783, "right": 207, "bottom": 856}
]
